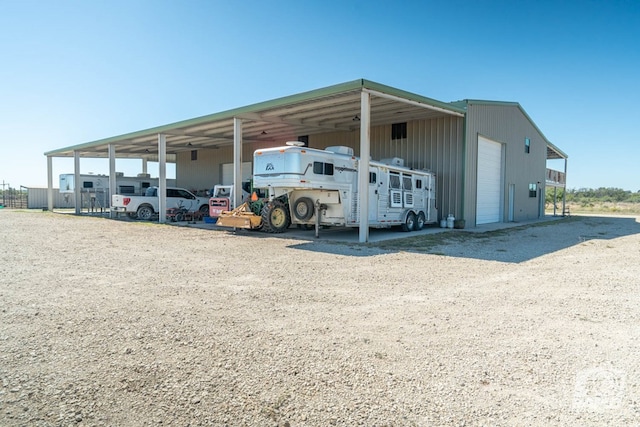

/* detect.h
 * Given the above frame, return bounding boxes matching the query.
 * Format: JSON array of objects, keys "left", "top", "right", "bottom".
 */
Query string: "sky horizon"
[{"left": 1, "top": 1, "right": 639, "bottom": 192}]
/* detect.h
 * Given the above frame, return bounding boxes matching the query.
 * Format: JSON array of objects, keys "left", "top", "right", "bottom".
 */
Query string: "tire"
[
  {"left": 175, "top": 212, "right": 184, "bottom": 222},
  {"left": 199, "top": 204, "right": 209, "bottom": 217},
  {"left": 126, "top": 212, "right": 138, "bottom": 220},
  {"left": 261, "top": 200, "right": 291, "bottom": 233},
  {"left": 136, "top": 205, "right": 154, "bottom": 221},
  {"left": 402, "top": 211, "right": 416, "bottom": 232},
  {"left": 416, "top": 212, "right": 426, "bottom": 231},
  {"left": 293, "top": 197, "right": 314, "bottom": 221}
]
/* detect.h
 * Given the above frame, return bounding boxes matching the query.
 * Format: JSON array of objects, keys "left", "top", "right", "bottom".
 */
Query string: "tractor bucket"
[{"left": 216, "top": 202, "right": 262, "bottom": 229}]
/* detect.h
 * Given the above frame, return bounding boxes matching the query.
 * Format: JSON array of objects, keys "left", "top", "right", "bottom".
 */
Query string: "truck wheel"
[
  {"left": 261, "top": 200, "right": 291, "bottom": 233},
  {"left": 402, "top": 211, "right": 416, "bottom": 232},
  {"left": 293, "top": 197, "right": 314, "bottom": 221},
  {"left": 136, "top": 205, "right": 154, "bottom": 221},
  {"left": 416, "top": 212, "right": 426, "bottom": 231}
]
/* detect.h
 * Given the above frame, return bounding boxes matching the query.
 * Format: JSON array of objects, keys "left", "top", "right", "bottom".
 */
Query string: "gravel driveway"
[{"left": 1, "top": 210, "right": 639, "bottom": 426}]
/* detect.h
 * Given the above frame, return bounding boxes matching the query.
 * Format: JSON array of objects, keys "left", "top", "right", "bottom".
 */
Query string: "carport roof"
[{"left": 44, "top": 79, "right": 466, "bottom": 159}]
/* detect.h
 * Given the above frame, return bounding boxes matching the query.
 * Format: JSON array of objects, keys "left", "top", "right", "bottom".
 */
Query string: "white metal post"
[
  {"left": 562, "top": 158, "right": 568, "bottom": 216},
  {"left": 47, "top": 156, "right": 53, "bottom": 211},
  {"left": 233, "top": 117, "right": 243, "bottom": 209},
  {"left": 108, "top": 144, "right": 116, "bottom": 218},
  {"left": 358, "top": 91, "right": 371, "bottom": 243},
  {"left": 141, "top": 158, "right": 148, "bottom": 175},
  {"left": 73, "top": 150, "right": 81, "bottom": 215},
  {"left": 158, "top": 134, "right": 167, "bottom": 223}
]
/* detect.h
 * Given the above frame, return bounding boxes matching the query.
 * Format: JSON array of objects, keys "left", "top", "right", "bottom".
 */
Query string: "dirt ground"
[{"left": 1, "top": 210, "right": 639, "bottom": 426}]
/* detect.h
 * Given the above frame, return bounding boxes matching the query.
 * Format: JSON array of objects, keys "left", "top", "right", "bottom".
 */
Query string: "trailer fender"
[{"left": 292, "top": 197, "right": 314, "bottom": 221}]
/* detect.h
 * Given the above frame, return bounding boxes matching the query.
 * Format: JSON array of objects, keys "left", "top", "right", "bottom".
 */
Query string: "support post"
[
  {"left": 358, "top": 91, "right": 371, "bottom": 243},
  {"left": 158, "top": 134, "right": 167, "bottom": 223},
  {"left": 47, "top": 156, "right": 53, "bottom": 211},
  {"left": 233, "top": 117, "right": 243, "bottom": 209},
  {"left": 108, "top": 144, "right": 116, "bottom": 218},
  {"left": 142, "top": 158, "right": 148, "bottom": 175},
  {"left": 562, "top": 158, "right": 568, "bottom": 216},
  {"left": 73, "top": 151, "right": 81, "bottom": 215}
]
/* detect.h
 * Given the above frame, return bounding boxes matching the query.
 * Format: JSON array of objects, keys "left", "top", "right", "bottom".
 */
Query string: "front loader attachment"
[{"left": 216, "top": 202, "right": 263, "bottom": 229}]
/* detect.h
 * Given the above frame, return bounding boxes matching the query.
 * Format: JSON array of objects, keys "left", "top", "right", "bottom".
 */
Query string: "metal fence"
[{"left": 0, "top": 187, "right": 28, "bottom": 209}]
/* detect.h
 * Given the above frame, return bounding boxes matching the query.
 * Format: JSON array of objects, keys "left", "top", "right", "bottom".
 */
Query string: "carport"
[{"left": 45, "top": 79, "right": 465, "bottom": 242}]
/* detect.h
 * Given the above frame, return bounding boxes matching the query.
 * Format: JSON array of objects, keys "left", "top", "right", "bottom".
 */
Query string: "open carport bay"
[{"left": 1, "top": 210, "right": 639, "bottom": 426}]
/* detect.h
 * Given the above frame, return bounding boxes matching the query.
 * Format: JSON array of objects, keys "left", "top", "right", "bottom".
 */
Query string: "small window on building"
[
  {"left": 529, "top": 183, "right": 537, "bottom": 197},
  {"left": 369, "top": 172, "right": 377, "bottom": 184},
  {"left": 298, "top": 135, "right": 309, "bottom": 147},
  {"left": 141, "top": 182, "right": 151, "bottom": 189},
  {"left": 416, "top": 179, "right": 422, "bottom": 189},
  {"left": 83, "top": 181, "right": 94, "bottom": 189},
  {"left": 391, "top": 122, "right": 407, "bottom": 140},
  {"left": 389, "top": 172, "right": 401, "bottom": 189},
  {"left": 191, "top": 150, "right": 198, "bottom": 161},
  {"left": 525, "top": 137, "right": 530, "bottom": 154}
]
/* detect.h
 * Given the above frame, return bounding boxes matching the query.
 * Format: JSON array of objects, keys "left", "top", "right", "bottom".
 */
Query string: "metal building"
[{"left": 43, "top": 79, "right": 567, "bottom": 242}]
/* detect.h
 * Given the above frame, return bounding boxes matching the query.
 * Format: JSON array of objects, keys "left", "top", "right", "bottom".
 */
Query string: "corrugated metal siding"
[
  {"left": 27, "top": 188, "right": 75, "bottom": 209},
  {"left": 310, "top": 116, "right": 464, "bottom": 221},
  {"left": 464, "top": 103, "right": 547, "bottom": 225}
]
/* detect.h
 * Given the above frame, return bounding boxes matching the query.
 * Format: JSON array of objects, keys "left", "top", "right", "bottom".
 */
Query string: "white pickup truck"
[{"left": 111, "top": 186, "right": 210, "bottom": 220}]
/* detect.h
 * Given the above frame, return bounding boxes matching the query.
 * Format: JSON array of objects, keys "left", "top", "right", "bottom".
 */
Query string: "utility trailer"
[
  {"left": 251, "top": 143, "right": 438, "bottom": 233},
  {"left": 59, "top": 173, "right": 176, "bottom": 210}
]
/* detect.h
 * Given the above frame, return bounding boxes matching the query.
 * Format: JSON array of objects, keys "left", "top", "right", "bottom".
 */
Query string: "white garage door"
[
  {"left": 221, "top": 162, "right": 252, "bottom": 185},
  {"left": 476, "top": 136, "right": 503, "bottom": 224}
]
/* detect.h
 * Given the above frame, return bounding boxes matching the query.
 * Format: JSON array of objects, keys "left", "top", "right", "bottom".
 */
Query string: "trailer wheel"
[
  {"left": 402, "top": 211, "right": 416, "bottom": 232},
  {"left": 293, "top": 197, "right": 314, "bottom": 221},
  {"left": 136, "top": 205, "right": 154, "bottom": 221},
  {"left": 198, "top": 204, "right": 209, "bottom": 217},
  {"left": 416, "top": 212, "right": 426, "bottom": 231},
  {"left": 261, "top": 200, "right": 291, "bottom": 233}
]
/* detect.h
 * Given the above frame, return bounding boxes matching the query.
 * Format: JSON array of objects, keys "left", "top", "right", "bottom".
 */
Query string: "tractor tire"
[
  {"left": 136, "top": 204, "right": 154, "bottom": 221},
  {"left": 402, "top": 211, "right": 416, "bottom": 232},
  {"left": 261, "top": 200, "right": 291, "bottom": 233},
  {"left": 416, "top": 211, "right": 426, "bottom": 231},
  {"left": 293, "top": 197, "right": 314, "bottom": 221}
]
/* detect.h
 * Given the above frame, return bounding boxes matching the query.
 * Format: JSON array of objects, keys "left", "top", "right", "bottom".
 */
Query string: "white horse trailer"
[{"left": 253, "top": 143, "right": 438, "bottom": 232}]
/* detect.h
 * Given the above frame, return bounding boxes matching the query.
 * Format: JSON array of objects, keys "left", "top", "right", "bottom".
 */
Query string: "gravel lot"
[{"left": 1, "top": 209, "right": 639, "bottom": 426}]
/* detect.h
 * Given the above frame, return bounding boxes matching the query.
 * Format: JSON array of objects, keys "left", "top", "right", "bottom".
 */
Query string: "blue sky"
[{"left": 1, "top": 0, "right": 638, "bottom": 191}]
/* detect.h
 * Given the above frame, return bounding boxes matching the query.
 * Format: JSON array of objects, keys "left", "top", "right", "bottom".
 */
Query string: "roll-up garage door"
[
  {"left": 221, "top": 162, "right": 252, "bottom": 185},
  {"left": 476, "top": 136, "right": 503, "bottom": 224}
]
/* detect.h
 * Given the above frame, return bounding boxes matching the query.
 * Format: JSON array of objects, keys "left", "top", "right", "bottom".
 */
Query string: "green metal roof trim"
[
  {"left": 44, "top": 79, "right": 466, "bottom": 156},
  {"left": 459, "top": 99, "right": 568, "bottom": 159}
]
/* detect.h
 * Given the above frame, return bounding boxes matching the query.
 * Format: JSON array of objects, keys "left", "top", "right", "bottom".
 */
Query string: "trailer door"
[{"left": 368, "top": 167, "right": 380, "bottom": 222}]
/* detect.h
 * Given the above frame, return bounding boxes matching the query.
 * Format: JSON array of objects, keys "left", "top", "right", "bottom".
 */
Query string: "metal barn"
[{"left": 43, "top": 79, "right": 567, "bottom": 241}]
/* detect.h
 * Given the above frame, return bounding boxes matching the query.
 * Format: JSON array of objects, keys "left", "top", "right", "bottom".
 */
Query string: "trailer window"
[
  {"left": 119, "top": 185, "right": 135, "bottom": 194},
  {"left": 402, "top": 175, "right": 412, "bottom": 190},
  {"left": 313, "top": 161, "right": 334, "bottom": 176},
  {"left": 369, "top": 172, "right": 377, "bottom": 184},
  {"left": 390, "top": 173, "right": 401, "bottom": 189}
]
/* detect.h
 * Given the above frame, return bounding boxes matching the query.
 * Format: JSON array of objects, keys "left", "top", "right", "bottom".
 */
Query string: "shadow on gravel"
[{"left": 289, "top": 216, "right": 640, "bottom": 263}]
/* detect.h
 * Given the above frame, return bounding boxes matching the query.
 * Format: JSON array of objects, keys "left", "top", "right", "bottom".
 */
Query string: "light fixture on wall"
[
  {"left": 352, "top": 114, "right": 360, "bottom": 121},
  {"left": 144, "top": 149, "right": 150, "bottom": 153},
  {"left": 261, "top": 131, "right": 268, "bottom": 135},
  {"left": 187, "top": 142, "right": 193, "bottom": 146}
]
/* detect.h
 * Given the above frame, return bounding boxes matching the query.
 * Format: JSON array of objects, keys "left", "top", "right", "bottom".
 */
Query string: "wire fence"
[{"left": 0, "top": 187, "right": 28, "bottom": 209}]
